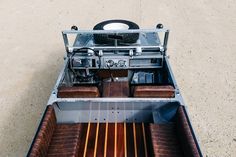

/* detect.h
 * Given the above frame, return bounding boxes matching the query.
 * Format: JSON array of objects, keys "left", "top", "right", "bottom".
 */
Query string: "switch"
[
  {"left": 118, "top": 60, "right": 126, "bottom": 67},
  {"left": 107, "top": 60, "right": 114, "bottom": 67}
]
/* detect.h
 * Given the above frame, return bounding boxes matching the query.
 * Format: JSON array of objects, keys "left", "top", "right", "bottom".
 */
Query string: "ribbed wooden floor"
[
  {"left": 76, "top": 123, "right": 183, "bottom": 157},
  {"left": 77, "top": 123, "right": 147, "bottom": 157}
]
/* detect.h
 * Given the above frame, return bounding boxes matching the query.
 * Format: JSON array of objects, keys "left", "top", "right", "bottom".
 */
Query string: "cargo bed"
[{"left": 28, "top": 103, "right": 201, "bottom": 157}]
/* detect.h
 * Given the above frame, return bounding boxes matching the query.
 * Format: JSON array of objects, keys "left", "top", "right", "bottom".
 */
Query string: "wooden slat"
[
  {"left": 96, "top": 123, "right": 106, "bottom": 157},
  {"left": 117, "top": 123, "right": 125, "bottom": 157},
  {"left": 106, "top": 123, "right": 115, "bottom": 157},
  {"left": 142, "top": 123, "right": 148, "bottom": 157},
  {"left": 103, "top": 122, "right": 108, "bottom": 157},
  {"left": 133, "top": 123, "right": 138, "bottom": 157},
  {"left": 83, "top": 123, "right": 90, "bottom": 157},
  {"left": 126, "top": 123, "right": 135, "bottom": 157},
  {"left": 86, "top": 123, "right": 97, "bottom": 156},
  {"left": 124, "top": 123, "right": 127, "bottom": 157},
  {"left": 77, "top": 123, "right": 88, "bottom": 156},
  {"left": 93, "top": 123, "right": 99, "bottom": 157},
  {"left": 135, "top": 123, "right": 145, "bottom": 157},
  {"left": 114, "top": 122, "right": 117, "bottom": 157}
]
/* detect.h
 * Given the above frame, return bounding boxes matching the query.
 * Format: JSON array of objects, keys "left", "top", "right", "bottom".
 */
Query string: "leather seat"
[
  {"left": 176, "top": 106, "right": 201, "bottom": 157},
  {"left": 28, "top": 106, "right": 57, "bottom": 157},
  {"left": 28, "top": 106, "right": 82, "bottom": 157},
  {"left": 149, "top": 106, "right": 201, "bottom": 157},
  {"left": 47, "top": 124, "right": 82, "bottom": 157},
  {"left": 133, "top": 85, "right": 175, "bottom": 98},
  {"left": 57, "top": 86, "right": 100, "bottom": 98}
]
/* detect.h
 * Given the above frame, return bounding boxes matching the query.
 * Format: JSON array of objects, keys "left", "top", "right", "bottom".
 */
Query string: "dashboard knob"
[
  {"left": 118, "top": 60, "right": 126, "bottom": 67},
  {"left": 107, "top": 60, "right": 114, "bottom": 67}
]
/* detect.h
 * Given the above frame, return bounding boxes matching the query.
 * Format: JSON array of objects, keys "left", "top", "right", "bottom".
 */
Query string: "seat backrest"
[
  {"left": 133, "top": 85, "right": 175, "bottom": 98},
  {"left": 176, "top": 106, "right": 201, "bottom": 157},
  {"left": 28, "top": 105, "right": 57, "bottom": 157},
  {"left": 57, "top": 86, "right": 100, "bottom": 98}
]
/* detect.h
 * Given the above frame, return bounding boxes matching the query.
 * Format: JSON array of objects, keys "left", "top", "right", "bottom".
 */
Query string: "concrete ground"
[{"left": 0, "top": 0, "right": 235, "bottom": 156}]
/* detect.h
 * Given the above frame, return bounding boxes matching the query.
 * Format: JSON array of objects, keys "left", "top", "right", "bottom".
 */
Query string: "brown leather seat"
[
  {"left": 29, "top": 106, "right": 57, "bottom": 157},
  {"left": 149, "top": 123, "right": 184, "bottom": 156},
  {"left": 57, "top": 86, "right": 100, "bottom": 98},
  {"left": 149, "top": 107, "right": 201, "bottom": 157},
  {"left": 28, "top": 106, "right": 82, "bottom": 157},
  {"left": 47, "top": 124, "right": 82, "bottom": 157},
  {"left": 176, "top": 106, "right": 201, "bottom": 157},
  {"left": 133, "top": 85, "right": 175, "bottom": 98}
]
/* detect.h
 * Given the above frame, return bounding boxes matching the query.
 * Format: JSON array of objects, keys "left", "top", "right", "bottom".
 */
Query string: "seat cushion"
[
  {"left": 47, "top": 124, "right": 82, "bottom": 157},
  {"left": 28, "top": 106, "right": 82, "bottom": 157},
  {"left": 149, "top": 124, "right": 184, "bottom": 157},
  {"left": 133, "top": 85, "right": 175, "bottom": 98},
  {"left": 57, "top": 86, "right": 100, "bottom": 98}
]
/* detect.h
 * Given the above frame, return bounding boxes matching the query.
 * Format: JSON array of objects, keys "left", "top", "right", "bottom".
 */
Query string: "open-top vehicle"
[{"left": 27, "top": 20, "right": 202, "bottom": 157}]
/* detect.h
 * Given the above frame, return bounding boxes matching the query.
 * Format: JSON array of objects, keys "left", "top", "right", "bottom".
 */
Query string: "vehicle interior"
[{"left": 57, "top": 58, "right": 176, "bottom": 98}]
